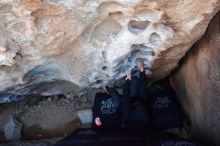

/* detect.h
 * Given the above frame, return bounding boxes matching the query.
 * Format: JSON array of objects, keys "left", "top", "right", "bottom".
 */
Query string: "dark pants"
[{"left": 122, "top": 71, "right": 150, "bottom": 130}]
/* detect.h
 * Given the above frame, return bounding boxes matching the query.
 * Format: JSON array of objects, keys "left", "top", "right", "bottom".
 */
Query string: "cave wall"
[
  {"left": 0, "top": 0, "right": 219, "bottom": 102},
  {"left": 170, "top": 11, "right": 220, "bottom": 145}
]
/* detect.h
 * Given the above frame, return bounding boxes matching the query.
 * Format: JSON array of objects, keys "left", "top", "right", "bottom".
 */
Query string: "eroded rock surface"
[
  {"left": 170, "top": 11, "right": 220, "bottom": 145},
  {"left": 0, "top": 0, "right": 219, "bottom": 102}
]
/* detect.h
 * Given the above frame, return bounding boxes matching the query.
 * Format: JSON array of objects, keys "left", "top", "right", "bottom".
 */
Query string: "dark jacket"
[{"left": 92, "top": 92, "right": 122, "bottom": 129}]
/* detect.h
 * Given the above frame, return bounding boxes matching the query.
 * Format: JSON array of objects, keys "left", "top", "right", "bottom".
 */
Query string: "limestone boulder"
[
  {"left": 4, "top": 116, "right": 23, "bottom": 141},
  {"left": 170, "top": 11, "right": 220, "bottom": 145},
  {"left": 0, "top": 0, "right": 219, "bottom": 102}
]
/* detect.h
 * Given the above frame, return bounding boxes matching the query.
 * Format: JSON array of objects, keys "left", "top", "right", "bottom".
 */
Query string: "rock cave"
[{"left": 0, "top": 0, "right": 220, "bottom": 145}]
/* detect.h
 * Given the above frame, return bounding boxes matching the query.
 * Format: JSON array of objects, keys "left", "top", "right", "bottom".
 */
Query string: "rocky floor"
[
  {"left": 0, "top": 85, "right": 194, "bottom": 146},
  {"left": 0, "top": 88, "right": 105, "bottom": 145}
]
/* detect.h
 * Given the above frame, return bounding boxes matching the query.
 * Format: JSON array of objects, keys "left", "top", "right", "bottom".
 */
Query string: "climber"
[
  {"left": 92, "top": 86, "right": 122, "bottom": 129},
  {"left": 121, "top": 59, "right": 150, "bottom": 130},
  {"left": 92, "top": 59, "right": 150, "bottom": 130}
]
